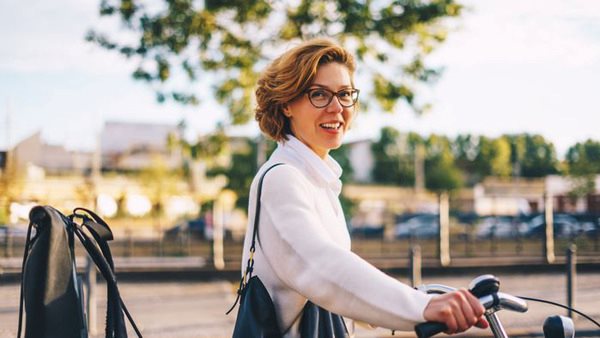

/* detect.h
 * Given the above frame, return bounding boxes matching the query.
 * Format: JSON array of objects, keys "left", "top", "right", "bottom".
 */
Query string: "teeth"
[{"left": 320, "top": 122, "right": 341, "bottom": 129}]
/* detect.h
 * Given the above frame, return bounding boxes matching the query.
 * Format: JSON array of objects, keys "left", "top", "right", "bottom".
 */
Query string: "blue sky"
[{"left": 1, "top": 0, "right": 599, "bottom": 158}]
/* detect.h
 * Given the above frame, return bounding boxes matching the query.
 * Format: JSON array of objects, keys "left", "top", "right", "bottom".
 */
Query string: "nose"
[{"left": 326, "top": 94, "right": 344, "bottom": 113}]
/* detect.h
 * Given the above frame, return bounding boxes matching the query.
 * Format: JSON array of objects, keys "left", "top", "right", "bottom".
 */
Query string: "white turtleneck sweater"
[{"left": 240, "top": 135, "right": 432, "bottom": 337}]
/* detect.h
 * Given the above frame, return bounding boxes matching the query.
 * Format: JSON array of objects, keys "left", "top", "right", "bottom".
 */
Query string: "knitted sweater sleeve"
[{"left": 258, "top": 165, "right": 433, "bottom": 331}]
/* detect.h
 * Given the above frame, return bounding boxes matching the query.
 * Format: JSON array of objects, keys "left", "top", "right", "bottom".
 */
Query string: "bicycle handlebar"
[{"left": 414, "top": 284, "right": 528, "bottom": 338}]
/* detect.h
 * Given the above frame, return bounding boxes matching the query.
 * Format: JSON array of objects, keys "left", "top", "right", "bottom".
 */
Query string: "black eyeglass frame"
[{"left": 304, "top": 87, "right": 360, "bottom": 108}]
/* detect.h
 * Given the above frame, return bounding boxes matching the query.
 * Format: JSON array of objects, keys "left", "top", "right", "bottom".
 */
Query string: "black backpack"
[{"left": 17, "top": 205, "right": 142, "bottom": 338}]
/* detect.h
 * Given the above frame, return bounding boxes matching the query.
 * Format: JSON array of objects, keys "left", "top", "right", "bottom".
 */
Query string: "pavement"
[{"left": 1, "top": 272, "right": 599, "bottom": 338}]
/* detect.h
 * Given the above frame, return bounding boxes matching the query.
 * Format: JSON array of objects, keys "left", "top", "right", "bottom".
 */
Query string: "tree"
[
  {"left": 329, "top": 143, "right": 353, "bottom": 183},
  {"left": 371, "top": 129, "right": 462, "bottom": 191},
  {"left": 453, "top": 133, "right": 478, "bottom": 178},
  {"left": 371, "top": 127, "right": 402, "bottom": 184},
  {"left": 169, "top": 122, "right": 229, "bottom": 198},
  {"left": 0, "top": 156, "right": 23, "bottom": 224},
  {"left": 88, "top": 0, "right": 463, "bottom": 124},
  {"left": 473, "top": 136, "right": 512, "bottom": 178},
  {"left": 424, "top": 134, "right": 463, "bottom": 192},
  {"left": 208, "top": 137, "right": 276, "bottom": 210},
  {"left": 455, "top": 133, "right": 558, "bottom": 183},
  {"left": 371, "top": 127, "right": 422, "bottom": 186},
  {"left": 506, "top": 134, "right": 559, "bottom": 178},
  {"left": 330, "top": 143, "right": 356, "bottom": 221},
  {"left": 140, "top": 155, "right": 185, "bottom": 219},
  {"left": 565, "top": 139, "right": 600, "bottom": 197}
]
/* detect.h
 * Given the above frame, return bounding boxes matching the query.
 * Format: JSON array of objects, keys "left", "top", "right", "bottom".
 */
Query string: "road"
[{"left": 1, "top": 272, "right": 599, "bottom": 337}]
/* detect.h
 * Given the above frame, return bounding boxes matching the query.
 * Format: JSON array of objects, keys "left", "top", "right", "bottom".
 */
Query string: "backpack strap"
[
  {"left": 16, "top": 221, "right": 36, "bottom": 338},
  {"left": 73, "top": 207, "right": 113, "bottom": 240},
  {"left": 70, "top": 209, "right": 143, "bottom": 338},
  {"left": 226, "top": 162, "right": 284, "bottom": 315}
]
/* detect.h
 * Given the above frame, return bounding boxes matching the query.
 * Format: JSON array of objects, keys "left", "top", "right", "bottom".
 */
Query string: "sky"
[{"left": 1, "top": 0, "right": 599, "bottom": 158}]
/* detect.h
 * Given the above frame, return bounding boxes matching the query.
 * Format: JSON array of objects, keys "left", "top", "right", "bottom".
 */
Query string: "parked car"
[
  {"left": 525, "top": 214, "right": 581, "bottom": 238},
  {"left": 395, "top": 214, "right": 439, "bottom": 239},
  {"left": 582, "top": 217, "right": 600, "bottom": 237},
  {"left": 350, "top": 201, "right": 386, "bottom": 238},
  {"left": 164, "top": 218, "right": 206, "bottom": 240},
  {"left": 394, "top": 212, "right": 429, "bottom": 224},
  {"left": 475, "top": 216, "right": 528, "bottom": 239},
  {"left": 350, "top": 225, "right": 384, "bottom": 238}
]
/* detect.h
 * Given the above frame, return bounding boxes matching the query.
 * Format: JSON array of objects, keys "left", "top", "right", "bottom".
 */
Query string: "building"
[
  {"left": 100, "top": 121, "right": 182, "bottom": 171},
  {"left": 453, "top": 175, "right": 600, "bottom": 216},
  {"left": 345, "top": 138, "right": 374, "bottom": 183},
  {"left": 546, "top": 175, "right": 600, "bottom": 214},
  {"left": 2, "top": 122, "right": 227, "bottom": 227},
  {"left": 8, "top": 121, "right": 183, "bottom": 174},
  {"left": 11, "top": 131, "right": 93, "bottom": 174}
]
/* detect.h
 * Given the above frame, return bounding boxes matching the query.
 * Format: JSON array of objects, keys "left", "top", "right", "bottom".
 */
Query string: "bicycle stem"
[{"left": 486, "top": 312, "right": 509, "bottom": 338}]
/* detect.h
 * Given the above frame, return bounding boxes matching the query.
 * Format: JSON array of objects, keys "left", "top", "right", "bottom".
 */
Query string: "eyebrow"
[{"left": 308, "top": 84, "right": 354, "bottom": 90}]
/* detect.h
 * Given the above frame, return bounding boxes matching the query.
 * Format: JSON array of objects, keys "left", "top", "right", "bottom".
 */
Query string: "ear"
[{"left": 283, "top": 104, "right": 292, "bottom": 118}]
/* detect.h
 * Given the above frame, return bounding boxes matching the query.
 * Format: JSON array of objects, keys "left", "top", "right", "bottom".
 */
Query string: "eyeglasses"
[{"left": 304, "top": 88, "right": 360, "bottom": 108}]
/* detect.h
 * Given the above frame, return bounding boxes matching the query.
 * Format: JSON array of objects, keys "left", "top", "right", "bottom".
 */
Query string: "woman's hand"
[{"left": 423, "top": 288, "right": 489, "bottom": 334}]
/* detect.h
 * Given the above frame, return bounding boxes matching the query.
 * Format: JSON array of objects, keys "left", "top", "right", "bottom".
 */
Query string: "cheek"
[{"left": 343, "top": 110, "right": 355, "bottom": 128}]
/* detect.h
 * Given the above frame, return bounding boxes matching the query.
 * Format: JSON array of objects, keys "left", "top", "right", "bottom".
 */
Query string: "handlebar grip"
[{"left": 415, "top": 322, "right": 447, "bottom": 338}]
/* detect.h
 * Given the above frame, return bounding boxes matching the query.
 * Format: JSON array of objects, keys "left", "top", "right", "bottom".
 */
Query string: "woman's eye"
[
  {"left": 339, "top": 90, "right": 351, "bottom": 97},
  {"left": 310, "top": 90, "right": 328, "bottom": 98}
]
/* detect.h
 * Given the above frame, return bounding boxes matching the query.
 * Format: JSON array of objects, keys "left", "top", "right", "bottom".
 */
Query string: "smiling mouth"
[{"left": 320, "top": 122, "right": 343, "bottom": 130}]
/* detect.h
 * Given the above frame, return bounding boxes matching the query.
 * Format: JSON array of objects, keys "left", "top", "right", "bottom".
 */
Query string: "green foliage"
[
  {"left": 371, "top": 127, "right": 408, "bottom": 185},
  {"left": 188, "top": 128, "right": 228, "bottom": 161},
  {"left": 505, "top": 134, "right": 559, "bottom": 178},
  {"left": 330, "top": 143, "right": 354, "bottom": 183},
  {"left": 373, "top": 129, "right": 565, "bottom": 190},
  {"left": 453, "top": 134, "right": 478, "bottom": 183},
  {"left": 425, "top": 153, "right": 463, "bottom": 192},
  {"left": 88, "top": 0, "right": 463, "bottom": 123},
  {"left": 371, "top": 127, "right": 462, "bottom": 191},
  {"left": 209, "top": 137, "right": 276, "bottom": 210},
  {"left": 330, "top": 143, "right": 357, "bottom": 220},
  {"left": 472, "top": 136, "right": 512, "bottom": 178},
  {"left": 424, "top": 134, "right": 463, "bottom": 192},
  {"left": 566, "top": 139, "right": 600, "bottom": 175},
  {"left": 0, "top": 157, "right": 22, "bottom": 224},
  {"left": 139, "top": 155, "right": 184, "bottom": 216},
  {"left": 565, "top": 139, "right": 600, "bottom": 197},
  {"left": 453, "top": 133, "right": 559, "bottom": 184}
]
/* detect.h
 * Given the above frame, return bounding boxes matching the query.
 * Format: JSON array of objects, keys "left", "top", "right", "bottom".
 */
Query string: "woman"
[{"left": 241, "top": 37, "right": 487, "bottom": 337}]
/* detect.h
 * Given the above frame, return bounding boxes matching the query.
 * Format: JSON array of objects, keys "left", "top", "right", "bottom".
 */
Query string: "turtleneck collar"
[{"left": 277, "top": 135, "right": 343, "bottom": 194}]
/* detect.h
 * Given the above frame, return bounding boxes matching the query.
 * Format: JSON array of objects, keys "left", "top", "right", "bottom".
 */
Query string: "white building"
[
  {"left": 100, "top": 121, "right": 182, "bottom": 170},
  {"left": 11, "top": 131, "right": 93, "bottom": 174},
  {"left": 345, "top": 138, "right": 375, "bottom": 183}
]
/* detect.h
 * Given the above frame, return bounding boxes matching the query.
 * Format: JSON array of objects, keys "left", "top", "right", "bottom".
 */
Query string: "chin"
[{"left": 324, "top": 139, "right": 343, "bottom": 151}]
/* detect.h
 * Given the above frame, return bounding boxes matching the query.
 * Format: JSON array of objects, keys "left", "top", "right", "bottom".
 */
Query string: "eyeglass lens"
[{"left": 307, "top": 88, "right": 359, "bottom": 108}]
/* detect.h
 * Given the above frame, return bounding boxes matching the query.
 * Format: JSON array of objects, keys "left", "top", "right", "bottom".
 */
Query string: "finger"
[
  {"left": 458, "top": 291, "right": 478, "bottom": 328},
  {"left": 465, "top": 290, "right": 486, "bottom": 317},
  {"left": 444, "top": 314, "right": 459, "bottom": 334},
  {"left": 463, "top": 289, "right": 485, "bottom": 326},
  {"left": 442, "top": 291, "right": 468, "bottom": 332},
  {"left": 476, "top": 316, "right": 489, "bottom": 329},
  {"left": 454, "top": 292, "right": 474, "bottom": 331}
]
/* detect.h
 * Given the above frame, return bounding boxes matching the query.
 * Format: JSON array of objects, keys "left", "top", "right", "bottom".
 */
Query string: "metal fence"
[{"left": 3, "top": 227, "right": 600, "bottom": 262}]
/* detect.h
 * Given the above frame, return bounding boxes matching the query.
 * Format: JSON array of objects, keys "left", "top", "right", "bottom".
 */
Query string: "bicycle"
[{"left": 414, "top": 274, "right": 600, "bottom": 338}]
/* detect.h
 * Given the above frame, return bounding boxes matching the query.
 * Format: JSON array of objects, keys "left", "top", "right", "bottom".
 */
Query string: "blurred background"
[{"left": 1, "top": 0, "right": 600, "bottom": 337}]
